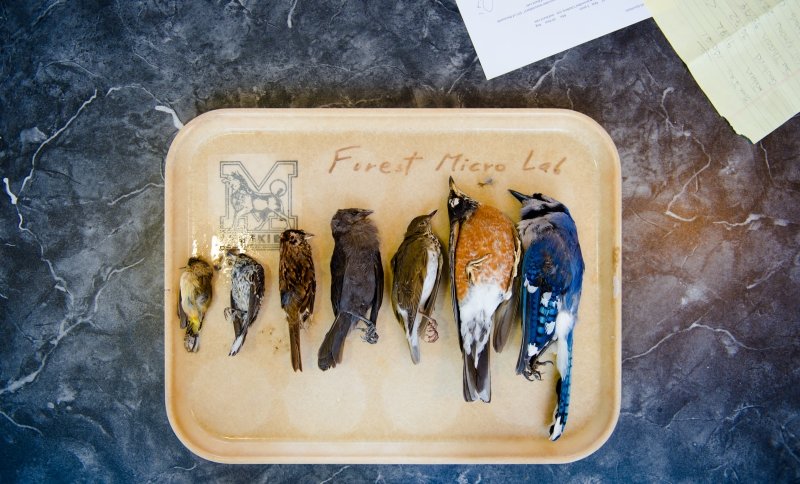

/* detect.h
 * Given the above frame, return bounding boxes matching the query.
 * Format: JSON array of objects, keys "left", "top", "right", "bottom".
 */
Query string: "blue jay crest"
[{"left": 219, "top": 161, "right": 298, "bottom": 249}]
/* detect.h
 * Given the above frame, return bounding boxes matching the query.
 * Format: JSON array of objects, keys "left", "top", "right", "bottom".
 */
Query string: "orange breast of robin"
[{"left": 454, "top": 204, "right": 516, "bottom": 301}]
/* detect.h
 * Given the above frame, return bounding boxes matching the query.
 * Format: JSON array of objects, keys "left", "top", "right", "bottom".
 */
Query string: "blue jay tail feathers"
[
  {"left": 317, "top": 312, "right": 351, "bottom": 371},
  {"left": 550, "top": 331, "right": 574, "bottom": 441},
  {"left": 463, "top": 351, "right": 491, "bottom": 403}
]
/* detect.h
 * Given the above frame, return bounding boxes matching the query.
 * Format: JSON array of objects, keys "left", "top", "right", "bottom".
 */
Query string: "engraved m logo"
[{"left": 219, "top": 160, "right": 298, "bottom": 249}]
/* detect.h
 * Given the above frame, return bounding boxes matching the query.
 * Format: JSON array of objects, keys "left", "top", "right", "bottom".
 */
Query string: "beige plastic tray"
[{"left": 164, "top": 109, "right": 621, "bottom": 464}]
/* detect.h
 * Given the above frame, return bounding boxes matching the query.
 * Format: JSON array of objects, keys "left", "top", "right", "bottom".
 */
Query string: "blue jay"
[{"left": 510, "top": 190, "right": 584, "bottom": 441}]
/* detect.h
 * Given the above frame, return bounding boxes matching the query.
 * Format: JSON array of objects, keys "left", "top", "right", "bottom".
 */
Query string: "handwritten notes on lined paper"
[
  {"left": 456, "top": 0, "right": 650, "bottom": 80},
  {"left": 646, "top": 0, "right": 800, "bottom": 142}
]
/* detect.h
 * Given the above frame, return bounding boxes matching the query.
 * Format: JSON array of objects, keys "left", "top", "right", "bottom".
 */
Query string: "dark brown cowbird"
[
  {"left": 223, "top": 249, "right": 265, "bottom": 356},
  {"left": 177, "top": 257, "right": 214, "bottom": 352},
  {"left": 318, "top": 208, "right": 384, "bottom": 371},
  {"left": 390, "top": 210, "right": 444, "bottom": 364},
  {"left": 279, "top": 229, "right": 316, "bottom": 372}
]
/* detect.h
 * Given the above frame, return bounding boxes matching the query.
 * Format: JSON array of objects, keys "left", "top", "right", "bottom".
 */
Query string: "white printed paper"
[{"left": 457, "top": 0, "right": 651, "bottom": 79}]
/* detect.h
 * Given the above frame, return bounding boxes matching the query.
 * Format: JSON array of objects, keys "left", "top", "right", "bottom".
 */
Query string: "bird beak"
[
  {"left": 357, "top": 209, "right": 374, "bottom": 218},
  {"left": 304, "top": 233, "right": 315, "bottom": 240},
  {"left": 427, "top": 209, "right": 438, "bottom": 219},
  {"left": 449, "top": 177, "right": 465, "bottom": 197},
  {"left": 509, "top": 189, "right": 530, "bottom": 203}
]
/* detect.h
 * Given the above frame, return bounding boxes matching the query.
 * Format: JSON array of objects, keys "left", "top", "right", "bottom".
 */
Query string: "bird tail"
[
  {"left": 317, "top": 313, "right": 352, "bottom": 371},
  {"left": 184, "top": 317, "right": 201, "bottom": 353},
  {"left": 227, "top": 309, "right": 248, "bottom": 356},
  {"left": 184, "top": 332, "right": 199, "bottom": 353},
  {"left": 407, "top": 313, "right": 422, "bottom": 365},
  {"left": 549, "top": 331, "right": 573, "bottom": 441},
  {"left": 462, "top": 349, "right": 491, "bottom": 403},
  {"left": 289, "top": 321, "right": 302, "bottom": 372}
]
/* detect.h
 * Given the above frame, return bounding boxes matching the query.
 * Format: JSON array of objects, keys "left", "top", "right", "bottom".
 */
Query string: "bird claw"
[
  {"left": 359, "top": 325, "right": 379, "bottom": 344},
  {"left": 523, "top": 359, "right": 553, "bottom": 382},
  {"left": 422, "top": 315, "right": 439, "bottom": 343}
]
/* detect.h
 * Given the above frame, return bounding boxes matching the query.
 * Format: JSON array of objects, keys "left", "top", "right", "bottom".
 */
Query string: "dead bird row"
[{"left": 176, "top": 177, "right": 584, "bottom": 441}]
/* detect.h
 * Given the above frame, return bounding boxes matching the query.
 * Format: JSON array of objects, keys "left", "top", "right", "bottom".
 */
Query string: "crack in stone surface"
[
  {"left": 287, "top": 0, "right": 300, "bottom": 28},
  {"left": 664, "top": 138, "right": 712, "bottom": 222},
  {"left": 0, "top": 409, "right": 43, "bottom": 436},
  {"left": 623, "top": 312, "right": 773, "bottom": 363},
  {"left": 107, "top": 182, "right": 164, "bottom": 206},
  {"left": 714, "top": 213, "right": 791, "bottom": 230},
  {"left": 319, "top": 465, "right": 350, "bottom": 484},
  {"left": 1, "top": 256, "right": 146, "bottom": 396},
  {"left": 20, "top": 89, "right": 99, "bottom": 195}
]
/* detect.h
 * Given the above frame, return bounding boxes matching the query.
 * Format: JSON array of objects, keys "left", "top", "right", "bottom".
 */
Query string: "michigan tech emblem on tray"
[{"left": 219, "top": 160, "right": 298, "bottom": 249}]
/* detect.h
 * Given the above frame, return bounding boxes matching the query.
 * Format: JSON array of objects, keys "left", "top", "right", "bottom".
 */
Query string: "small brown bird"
[
  {"left": 318, "top": 208, "right": 384, "bottom": 371},
  {"left": 279, "top": 229, "right": 316, "bottom": 372},
  {"left": 223, "top": 249, "right": 266, "bottom": 356},
  {"left": 390, "top": 210, "right": 444, "bottom": 364},
  {"left": 177, "top": 257, "right": 214, "bottom": 352}
]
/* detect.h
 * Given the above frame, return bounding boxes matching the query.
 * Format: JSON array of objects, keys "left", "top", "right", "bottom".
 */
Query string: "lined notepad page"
[{"left": 646, "top": 0, "right": 800, "bottom": 142}]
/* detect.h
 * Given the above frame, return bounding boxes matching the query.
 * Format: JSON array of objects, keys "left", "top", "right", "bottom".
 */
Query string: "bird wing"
[
  {"left": 177, "top": 285, "right": 188, "bottom": 329},
  {"left": 303, "top": 259, "right": 316, "bottom": 318},
  {"left": 421, "top": 236, "right": 445, "bottom": 317},
  {"left": 493, "top": 230, "right": 521, "bottom": 352},
  {"left": 449, "top": 220, "right": 463, "bottom": 347},
  {"left": 197, "top": 271, "right": 212, "bottom": 314},
  {"left": 369, "top": 247, "right": 384, "bottom": 323},
  {"left": 279, "top": 256, "right": 290, "bottom": 308},
  {"left": 246, "top": 262, "right": 266, "bottom": 327},
  {"left": 392, "top": 238, "right": 427, "bottom": 327},
  {"left": 280, "top": 251, "right": 315, "bottom": 321},
  {"left": 330, "top": 242, "right": 346, "bottom": 316},
  {"left": 390, "top": 248, "right": 404, "bottom": 325},
  {"left": 516, "top": 230, "right": 573, "bottom": 373}
]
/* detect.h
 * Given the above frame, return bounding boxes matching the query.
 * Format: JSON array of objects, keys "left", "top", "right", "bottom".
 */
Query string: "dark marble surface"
[{"left": 2, "top": 1, "right": 799, "bottom": 482}]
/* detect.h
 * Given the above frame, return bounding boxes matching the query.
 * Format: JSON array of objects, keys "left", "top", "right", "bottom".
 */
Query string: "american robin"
[
  {"left": 318, "top": 208, "right": 384, "bottom": 371},
  {"left": 177, "top": 257, "right": 214, "bottom": 352},
  {"left": 448, "top": 177, "right": 520, "bottom": 403},
  {"left": 279, "top": 229, "right": 316, "bottom": 372},
  {"left": 510, "top": 189, "right": 584, "bottom": 441},
  {"left": 390, "top": 210, "right": 444, "bottom": 364},
  {"left": 222, "top": 249, "right": 266, "bottom": 356}
]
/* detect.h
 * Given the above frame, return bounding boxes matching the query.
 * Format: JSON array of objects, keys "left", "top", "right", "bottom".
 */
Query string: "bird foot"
[
  {"left": 224, "top": 307, "right": 245, "bottom": 322},
  {"left": 422, "top": 315, "right": 439, "bottom": 343},
  {"left": 359, "top": 325, "right": 379, "bottom": 344},
  {"left": 523, "top": 359, "right": 553, "bottom": 382},
  {"left": 346, "top": 311, "right": 380, "bottom": 344}
]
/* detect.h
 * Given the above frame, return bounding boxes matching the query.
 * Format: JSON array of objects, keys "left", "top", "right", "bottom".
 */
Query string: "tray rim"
[{"left": 163, "top": 107, "right": 622, "bottom": 464}]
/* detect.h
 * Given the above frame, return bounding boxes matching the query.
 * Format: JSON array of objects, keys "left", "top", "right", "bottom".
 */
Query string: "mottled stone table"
[{"left": 2, "top": 2, "right": 798, "bottom": 482}]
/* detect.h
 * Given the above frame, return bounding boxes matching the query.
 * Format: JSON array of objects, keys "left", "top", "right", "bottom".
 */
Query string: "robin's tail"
[
  {"left": 462, "top": 349, "right": 491, "bottom": 403},
  {"left": 317, "top": 313, "right": 351, "bottom": 371},
  {"left": 289, "top": 321, "right": 302, "bottom": 372}
]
